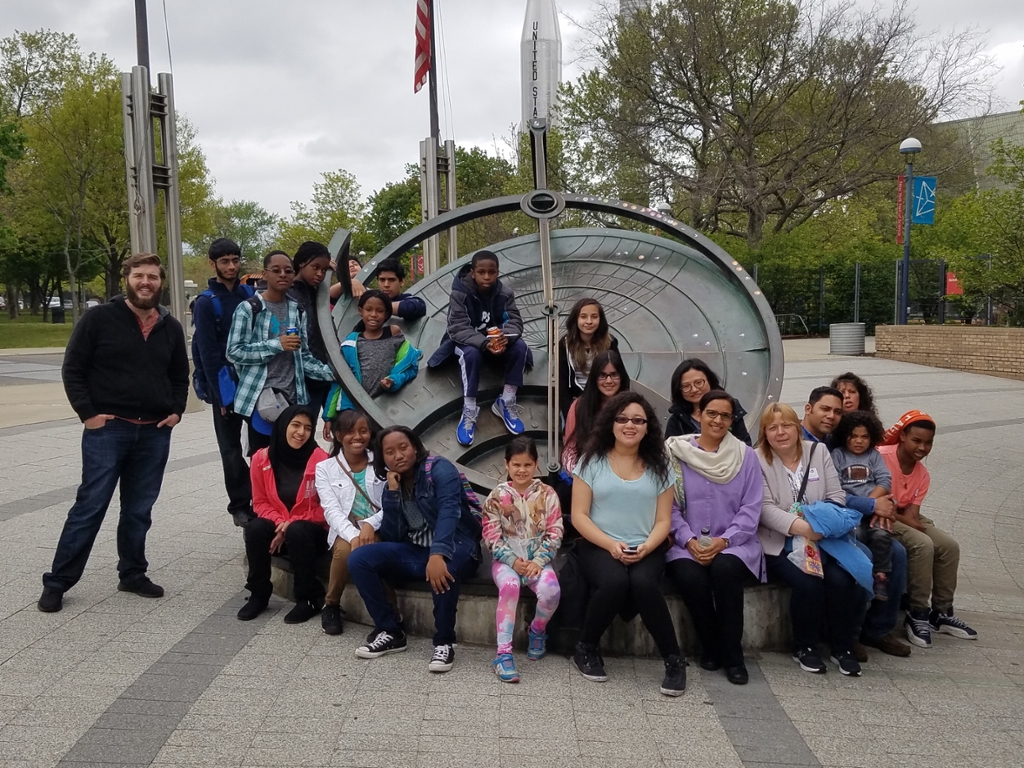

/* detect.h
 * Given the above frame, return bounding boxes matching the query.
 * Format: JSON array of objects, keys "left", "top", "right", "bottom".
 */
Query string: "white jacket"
[{"left": 314, "top": 451, "right": 385, "bottom": 548}]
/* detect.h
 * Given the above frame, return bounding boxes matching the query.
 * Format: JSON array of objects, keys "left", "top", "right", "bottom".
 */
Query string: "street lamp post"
[{"left": 899, "top": 137, "right": 922, "bottom": 325}]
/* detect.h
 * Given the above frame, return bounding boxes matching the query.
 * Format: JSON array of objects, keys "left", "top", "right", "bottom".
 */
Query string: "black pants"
[
  {"left": 765, "top": 552, "right": 866, "bottom": 655},
  {"left": 305, "top": 378, "right": 332, "bottom": 421},
  {"left": 856, "top": 522, "right": 893, "bottom": 574},
  {"left": 667, "top": 554, "right": 754, "bottom": 667},
  {"left": 576, "top": 539, "right": 680, "bottom": 658},
  {"left": 244, "top": 518, "right": 327, "bottom": 604},
  {"left": 210, "top": 405, "right": 253, "bottom": 516}
]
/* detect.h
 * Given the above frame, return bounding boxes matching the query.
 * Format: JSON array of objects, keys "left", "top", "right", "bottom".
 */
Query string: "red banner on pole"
[
  {"left": 896, "top": 175, "right": 905, "bottom": 245},
  {"left": 946, "top": 271, "right": 963, "bottom": 296}
]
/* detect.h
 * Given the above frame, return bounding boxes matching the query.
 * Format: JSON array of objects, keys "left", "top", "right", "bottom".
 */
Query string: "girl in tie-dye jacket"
[{"left": 482, "top": 437, "right": 563, "bottom": 683}]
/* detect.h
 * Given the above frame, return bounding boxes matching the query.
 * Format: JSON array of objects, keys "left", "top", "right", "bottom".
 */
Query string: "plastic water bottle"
[{"left": 697, "top": 527, "right": 712, "bottom": 549}]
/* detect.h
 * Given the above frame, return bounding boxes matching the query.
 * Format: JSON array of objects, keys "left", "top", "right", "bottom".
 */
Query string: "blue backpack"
[{"left": 191, "top": 285, "right": 255, "bottom": 405}]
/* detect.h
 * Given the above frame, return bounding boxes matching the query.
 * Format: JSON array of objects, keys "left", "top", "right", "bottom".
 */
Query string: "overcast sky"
[{"left": 3, "top": 0, "right": 1022, "bottom": 218}]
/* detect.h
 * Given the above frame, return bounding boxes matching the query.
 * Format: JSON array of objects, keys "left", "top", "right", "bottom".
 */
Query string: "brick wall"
[{"left": 875, "top": 325, "right": 1024, "bottom": 380}]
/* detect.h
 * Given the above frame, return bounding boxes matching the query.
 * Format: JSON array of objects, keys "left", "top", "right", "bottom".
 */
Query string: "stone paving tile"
[{"left": 1, "top": 355, "right": 1023, "bottom": 768}]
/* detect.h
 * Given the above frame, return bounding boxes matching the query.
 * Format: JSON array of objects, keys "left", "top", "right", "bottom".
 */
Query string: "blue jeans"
[
  {"left": 348, "top": 540, "right": 480, "bottom": 645},
  {"left": 43, "top": 421, "right": 173, "bottom": 592},
  {"left": 861, "top": 539, "right": 907, "bottom": 640}
]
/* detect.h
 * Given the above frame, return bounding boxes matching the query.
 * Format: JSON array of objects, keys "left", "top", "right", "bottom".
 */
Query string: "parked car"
[{"left": 47, "top": 297, "right": 61, "bottom": 309}]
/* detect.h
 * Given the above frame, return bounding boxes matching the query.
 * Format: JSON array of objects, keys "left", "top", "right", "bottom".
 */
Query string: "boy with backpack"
[{"left": 192, "top": 238, "right": 257, "bottom": 527}]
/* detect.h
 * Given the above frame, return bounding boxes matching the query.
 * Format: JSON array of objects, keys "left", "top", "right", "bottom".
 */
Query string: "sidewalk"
[{"left": 0, "top": 349, "right": 1022, "bottom": 768}]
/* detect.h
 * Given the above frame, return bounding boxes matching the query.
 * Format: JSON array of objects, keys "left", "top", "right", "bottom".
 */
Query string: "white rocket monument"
[{"left": 521, "top": 0, "right": 562, "bottom": 129}]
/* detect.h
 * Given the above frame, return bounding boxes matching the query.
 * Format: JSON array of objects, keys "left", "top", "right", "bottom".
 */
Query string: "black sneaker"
[
  {"left": 660, "top": 654, "right": 686, "bottom": 696},
  {"left": 428, "top": 644, "right": 455, "bottom": 673},
  {"left": 699, "top": 653, "right": 721, "bottom": 671},
  {"left": 792, "top": 647, "right": 827, "bottom": 674},
  {"left": 321, "top": 604, "right": 343, "bottom": 635},
  {"left": 905, "top": 609, "right": 933, "bottom": 648},
  {"left": 236, "top": 594, "right": 269, "bottom": 621},
  {"left": 573, "top": 642, "right": 608, "bottom": 682},
  {"left": 355, "top": 630, "right": 408, "bottom": 659},
  {"left": 830, "top": 650, "right": 862, "bottom": 677},
  {"left": 725, "top": 664, "right": 749, "bottom": 685},
  {"left": 283, "top": 600, "right": 322, "bottom": 624},
  {"left": 929, "top": 608, "right": 978, "bottom": 640},
  {"left": 37, "top": 587, "right": 64, "bottom": 613},
  {"left": 117, "top": 577, "right": 164, "bottom": 598},
  {"left": 366, "top": 618, "right": 405, "bottom": 643}
]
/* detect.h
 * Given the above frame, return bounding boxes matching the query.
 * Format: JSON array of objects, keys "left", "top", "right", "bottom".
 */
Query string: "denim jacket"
[{"left": 378, "top": 455, "right": 482, "bottom": 560}]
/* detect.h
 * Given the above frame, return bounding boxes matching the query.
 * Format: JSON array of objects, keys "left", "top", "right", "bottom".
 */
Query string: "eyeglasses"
[
  {"left": 614, "top": 416, "right": 647, "bottom": 426},
  {"left": 266, "top": 267, "right": 295, "bottom": 276},
  {"left": 703, "top": 409, "right": 734, "bottom": 423},
  {"left": 597, "top": 372, "right": 621, "bottom": 381},
  {"left": 681, "top": 378, "right": 708, "bottom": 393}
]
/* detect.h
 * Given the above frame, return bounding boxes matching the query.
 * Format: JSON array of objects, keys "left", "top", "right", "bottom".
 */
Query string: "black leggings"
[
  {"left": 667, "top": 554, "right": 755, "bottom": 667},
  {"left": 765, "top": 552, "right": 866, "bottom": 655},
  {"left": 576, "top": 539, "right": 680, "bottom": 658},
  {"left": 244, "top": 518, "right": 327, "bottom": 604}
]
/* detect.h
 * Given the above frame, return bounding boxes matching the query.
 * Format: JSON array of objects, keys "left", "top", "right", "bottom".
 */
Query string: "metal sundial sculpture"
[{"left": 315, "top": 120, "right": 783, "bottom": 493}]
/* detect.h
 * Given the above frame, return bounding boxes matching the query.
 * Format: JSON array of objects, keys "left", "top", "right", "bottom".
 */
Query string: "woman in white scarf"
[{"left": 664, "top": 390, "right": 764, "bottom": 685}]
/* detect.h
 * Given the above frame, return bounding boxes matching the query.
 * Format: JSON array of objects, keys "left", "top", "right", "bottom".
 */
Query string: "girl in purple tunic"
[{"left": 664, "top": 390, "right": 764, "bottom": 685}]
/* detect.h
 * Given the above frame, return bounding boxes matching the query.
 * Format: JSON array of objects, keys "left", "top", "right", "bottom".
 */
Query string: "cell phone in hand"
[{"left": 623, "top": 545, "right": 638, "bottom": 555}]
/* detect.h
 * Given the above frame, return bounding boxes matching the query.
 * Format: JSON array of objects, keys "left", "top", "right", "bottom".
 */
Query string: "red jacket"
[{"left": 250, "top": 447, "right": 330, "bottom": 528}]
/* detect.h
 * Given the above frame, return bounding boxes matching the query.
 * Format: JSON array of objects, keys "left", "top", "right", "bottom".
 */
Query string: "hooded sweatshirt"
[{"left": 427, "top": 263, "right": 525, "bottom": 367}]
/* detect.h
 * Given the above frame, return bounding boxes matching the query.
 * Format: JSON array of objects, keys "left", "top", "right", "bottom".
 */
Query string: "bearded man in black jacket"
[{"left": 38, "top": 253, "right": 190, "bottom": 613}]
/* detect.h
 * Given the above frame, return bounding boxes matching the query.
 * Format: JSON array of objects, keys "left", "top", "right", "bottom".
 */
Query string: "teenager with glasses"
[
  {"left": 570, "top": 391, "right": 686, "bottom": 696},
  {"left": 665, "top": 359, "right": 752, "bottom": 444},
  {"left": 227, "top": 251, "right": 334, "bottom": 455},
  {"left": 664, "top": 390, "right": 764, "bottom": 685}
]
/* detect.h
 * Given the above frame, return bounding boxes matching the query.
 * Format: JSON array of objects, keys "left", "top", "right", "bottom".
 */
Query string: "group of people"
[{"left": 37, "top": 243, "right": 976, "bottom": 702}]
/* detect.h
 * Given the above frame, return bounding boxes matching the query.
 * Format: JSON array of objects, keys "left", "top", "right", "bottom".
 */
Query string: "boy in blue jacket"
[
  {"left": 323, "top": 290, "right": 422, "bottom": 417},
  {"left": 427, "top": 250, "right": 527, "bottom": 445}
]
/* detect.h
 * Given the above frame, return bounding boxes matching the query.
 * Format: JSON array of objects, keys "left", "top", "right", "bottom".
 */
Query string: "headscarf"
[
  {"left": 268, "top": 404, "right": 318, "bottom": 509},
  {"left": 882, "top": 410, "right": 936, "bottom": 445}
]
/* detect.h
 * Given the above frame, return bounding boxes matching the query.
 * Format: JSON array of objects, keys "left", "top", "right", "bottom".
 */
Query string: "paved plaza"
[{"left": 1, "top": 340, "right": 1023, "bottom": 768}]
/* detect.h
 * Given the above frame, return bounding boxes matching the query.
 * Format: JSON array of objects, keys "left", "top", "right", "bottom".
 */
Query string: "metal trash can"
[
  {"left": 51, "top": 307, "right": 66, "bottom": 324},
  {"left": 829, "top": 322, "right": 865, "bottom": 355}
]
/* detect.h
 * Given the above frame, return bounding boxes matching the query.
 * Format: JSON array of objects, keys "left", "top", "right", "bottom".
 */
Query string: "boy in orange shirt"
[{"left": 878, "top": 411, "right": 977, "bottom": 648}]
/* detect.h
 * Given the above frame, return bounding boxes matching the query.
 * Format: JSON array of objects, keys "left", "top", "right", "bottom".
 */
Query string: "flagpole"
[{"left": 428, "top": 0, "right": 440, "bottom": 142}]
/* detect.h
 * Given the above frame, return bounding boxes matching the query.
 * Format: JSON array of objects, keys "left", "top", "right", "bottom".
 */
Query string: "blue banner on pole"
[{"left": 912, "top": 176, "right": 936, "bottom": 225}]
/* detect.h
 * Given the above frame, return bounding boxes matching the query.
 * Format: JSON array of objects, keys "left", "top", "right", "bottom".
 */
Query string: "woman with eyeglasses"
[
  {"left": 555, "top": 350, "right": 631, "bottom": 533},
  {"left": 665, "top": 359, "right": 752, "bottom": 445},
  {"left": 570, "top": 391, "right": 686, "bottom": 697},
  {"left": 664, "top": 390, "right": 764, "bottom": 685}
]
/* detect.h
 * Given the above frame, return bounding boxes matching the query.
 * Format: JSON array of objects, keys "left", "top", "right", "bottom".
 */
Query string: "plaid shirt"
[{"left": 225, "top": 294, "right": 334, "bottom": 418}]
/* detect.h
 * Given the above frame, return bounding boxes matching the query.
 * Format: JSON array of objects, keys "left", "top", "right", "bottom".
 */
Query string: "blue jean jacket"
[{"left": 379, "top": 456, "right": 482, "bottom": 560}]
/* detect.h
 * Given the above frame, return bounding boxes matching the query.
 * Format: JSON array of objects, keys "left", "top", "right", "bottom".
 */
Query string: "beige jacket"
[{"left": 757, "top": 440, "right": 846, "bottom": 556}]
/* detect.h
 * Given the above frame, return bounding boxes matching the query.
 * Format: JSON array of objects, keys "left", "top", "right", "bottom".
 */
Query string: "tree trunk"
[{"left": 5, "top": 285, "right": 17, "bottom": 319}]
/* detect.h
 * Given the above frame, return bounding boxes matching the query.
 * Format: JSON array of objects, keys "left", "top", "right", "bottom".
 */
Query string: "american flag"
[{"left": 414, "top": 0, "right": 431, "bottom": 93}]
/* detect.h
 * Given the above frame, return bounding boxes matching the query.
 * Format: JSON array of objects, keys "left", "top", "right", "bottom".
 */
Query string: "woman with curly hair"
[
  {"left": 830, "top": 372, "right": 877, "bottom": 416},
  {"left": 666, "top": 359, "right": 752, "bottom": 444},
  {"left": 830, "top": 411, "right": 895, "bottom": 601},
  {"left": 571, "top": 391, "right": 685, "bottom": 696}
]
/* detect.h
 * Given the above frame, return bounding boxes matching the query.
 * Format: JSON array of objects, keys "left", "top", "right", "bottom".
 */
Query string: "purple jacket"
[{"left": 666, "top": 441, "right": 766, "bottom": 581}]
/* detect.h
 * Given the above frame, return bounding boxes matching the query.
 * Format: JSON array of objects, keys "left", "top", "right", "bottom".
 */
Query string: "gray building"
[{"left": 937, "top": 110, "right": 1024, "bottom": 191}]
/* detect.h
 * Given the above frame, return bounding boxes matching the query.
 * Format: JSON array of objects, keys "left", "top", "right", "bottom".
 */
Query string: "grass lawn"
[{"left": 0, "top": 312, "right": 73, "bottom": 349}]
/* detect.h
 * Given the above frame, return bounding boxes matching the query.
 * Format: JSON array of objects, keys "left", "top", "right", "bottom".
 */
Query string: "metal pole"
[
  {"left": 854, "top": 262, "right": 861, "bottom": 323},
  {"left": 444, "top": 138, "right": 458, "bottom": 265},
  {"left": 937, "top": 259, "right": 946, "bottom": 325},
  {"left": 818, "top": 266, "right": 825, "bottom": 333},
  {"left": 427, "top": 0, "right": 440, "bottom": 142},
  {"left": 157, "top": 73, "right": 185, "bottom": 323},
  {"left": 135, "top": 0, "right": 151, "bottom": 76},
  {"left": 752, "top": 264, "right": 759, "bottom": 284},
  {"left": 128, "top": 66, "right": 157, "bottom": 256},
  {"left": 894, "top": 259, "right": 900, "bottom": 326},
  {"left": 900, "top": 160, "right": 914, "bottom": 324}
]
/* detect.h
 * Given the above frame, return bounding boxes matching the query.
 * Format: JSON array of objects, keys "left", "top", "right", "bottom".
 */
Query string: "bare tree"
[{"left": 560, "top": 0, "right": 996, "bottom": 248}]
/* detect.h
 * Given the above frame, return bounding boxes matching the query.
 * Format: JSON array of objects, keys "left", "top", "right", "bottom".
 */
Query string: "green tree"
[
  {"left": 205, "top": 199, "right": 281, "bottom": 268},
  {"left": 560, "top": 0, "right": 992, "bottom": 249},
  {"left": 275, "top": 169, "right": 372, "bottom": 255}
]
